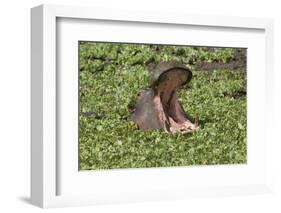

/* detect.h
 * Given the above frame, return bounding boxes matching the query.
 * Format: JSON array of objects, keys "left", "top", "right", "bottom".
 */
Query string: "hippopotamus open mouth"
[{"left": 130, "top": 61, "right": 199, "bottom": 133}]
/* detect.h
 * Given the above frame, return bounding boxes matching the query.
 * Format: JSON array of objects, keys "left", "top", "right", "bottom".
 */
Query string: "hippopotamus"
[{"left": 130, "top": 61, "right": 198, "bottom": 133}]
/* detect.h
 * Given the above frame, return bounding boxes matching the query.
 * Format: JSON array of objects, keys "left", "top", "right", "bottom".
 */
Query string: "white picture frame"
[{"left": 31, "top": 4, "right": 274, "bottom": 208}]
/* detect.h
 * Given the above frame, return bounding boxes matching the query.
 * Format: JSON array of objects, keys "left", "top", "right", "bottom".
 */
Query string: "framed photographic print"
[{"left": 31, "top": 4, "right": 274, "bottom": 208}]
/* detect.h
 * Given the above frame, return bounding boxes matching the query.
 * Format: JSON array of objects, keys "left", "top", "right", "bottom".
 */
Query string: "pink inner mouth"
[{"left": 155, "top": 70, "right": 198, "bottom": 133}]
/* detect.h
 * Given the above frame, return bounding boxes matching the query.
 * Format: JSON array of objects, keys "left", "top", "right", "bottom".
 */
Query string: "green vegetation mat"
[{"left": 79, "top": 42, "right": 247, "bottom": 170}]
